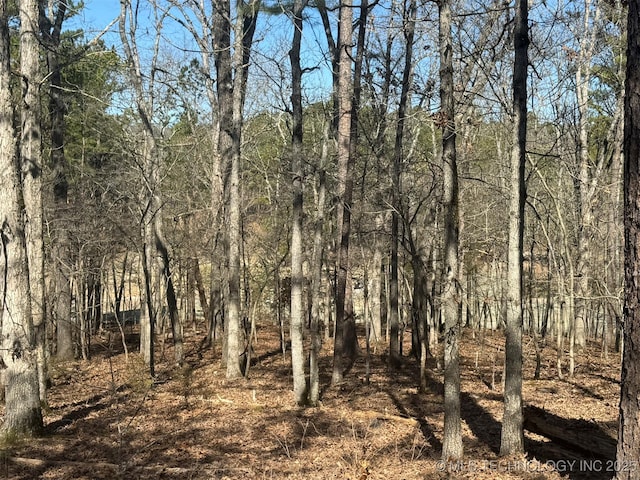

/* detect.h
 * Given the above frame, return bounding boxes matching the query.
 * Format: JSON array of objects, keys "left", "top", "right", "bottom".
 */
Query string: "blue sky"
[
  {"left": 68, "top": 0, "right": 334, "bottom": 110},
  {"left": 70, "top": 1, "right": 120, "bottom": 38},
  {"left": 65, "top": 0, "right": 331, "bottom": 117}
]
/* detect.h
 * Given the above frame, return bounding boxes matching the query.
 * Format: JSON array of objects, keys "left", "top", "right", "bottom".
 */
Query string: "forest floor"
[{"left": 0, "top": 323, "right": 624, "bottom": 480}]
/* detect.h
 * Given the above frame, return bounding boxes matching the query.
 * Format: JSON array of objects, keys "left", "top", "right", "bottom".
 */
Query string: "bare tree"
[
  {"left": 500, "top": 0, "right": 528, "bottom": 456},
  {"left": 439, "top": 0, "right": 462, "bottom": 460},
  {"left": 213, "top": 0, "right": 260, "bottom": 379},
  {"left": 573, "top": 0, "right": 605, "bottom": 354},
  {"left": 41, "top": 0, "right": 72, "bottom": 377},
  {"left": 119, "top": 0, "right": 184, "bottom": 372},
  {"left": 309, "top": 144, "right": 328, "bottom": 406},
  {"left": 389, "top": 0, "right": 417, "bottom": 367},
  {"left": 18, "top": 0, "right": 47, "bottom": 409},
  {"left": 290, "top": 0, "right": 308, "bottom": 404},
  {"left": 0, "top": 0, "right": 43, "bottom": 436},
  {"left": 166, "top": 0, "right": 226, "bottom": 343},
  {"left": 332, "top": 0, "right": 355, "bottom": 385}
]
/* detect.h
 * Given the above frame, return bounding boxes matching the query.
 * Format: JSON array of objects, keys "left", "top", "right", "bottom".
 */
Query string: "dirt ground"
[{"left": 0, "top": 324, "right": 624, "bottom": 480}]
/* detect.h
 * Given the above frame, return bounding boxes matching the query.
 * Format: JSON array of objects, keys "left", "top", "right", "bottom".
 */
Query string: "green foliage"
[{"left": 45, "top": 33, "right": 123, "bottom": 173}]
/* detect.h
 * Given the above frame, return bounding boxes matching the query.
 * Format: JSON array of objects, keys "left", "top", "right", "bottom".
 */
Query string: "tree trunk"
[
  {"left": 139, "top": 217, "right": 156, "bottom": 375},
  {"left": 221, "top": 0, "right": 260, "bottom": 379},
  {"left": 389, "top": 0, "right": 416, "bottom": 365},
  {"left": 331, "top": 0, "right": 355, "bottom": 385},
  {"left": 193, "top": 257, "right": 211, "bottom": 328},
  {"left": 19, "top": 0, "right": 47, "bottom": 410},
  {"left": 500, "top": 0, "right": 528, "bottom": 456},
  {"left": 369, "top": 234, "right": 383, "bottom": 343},
  {"left": 310, "top": 164, "right": 327, "bottom": 406},
  {"left": 119, "top": 1, "right": 168, "bottom": 377},
  {"left": 42, "top": 1, "right": 73, "bottom": 373},
  {"left": 156, "top": 228, "right": 184, "bottom": 366},
  {"left": 574, "top": 0, "right": 602, "bottom": 350},
  {"left": 413, "top": 255, "right": 430, "bottom": 390},
  {"left": 0, "top": 0, "right": 43, "bottom": 435},
  {"left": 289, "top": 0, "right": 307, "bottom": 405},
  {"left": 439, "top": 0, "right": 462, "bottom": 460},
  {"left": 617, "top": 1, "right": 640, "bottom": 476}
]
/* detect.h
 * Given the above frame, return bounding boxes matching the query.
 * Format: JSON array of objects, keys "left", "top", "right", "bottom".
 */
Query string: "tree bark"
[
  {"left": 119, "top": 0, "right": 169, "bottom": 376},
  {"left": 369, "top": 229, "right": 383, "bottom": 343},
  {"left": 156, "top": 228, "right": 184, "bottom": 366},
  {"left": 19, "top": 0, "right": 47, "bottom": 410},
  {"left": 289, "top": 0, "right": 307, "bottom": 405},
  {"left": 617, "top": 0, "right": 640, "bottom": 476},
  {"left": 309, "top": 122, "right": 331, "bottom": 404},
  {"left": 331, "top": 0, "right": 355, "bottom": 385},
  {"left": 439, "top": 0, "right": 462, "bottom": 460},
  {"left": 42, "top": 1, "right": 73, "bottom": 375},
  {"left": 500, "top": 0, "right": 528, "bottom": 456},
  {"left": 0, "top": 0, "right": 43, "bottom": 436},
  {"left": 221, "top": 0, "right": 260, "bottom": 379},
  {"left": 310, "top": 165, "right": 327, "bottom": 406},
  {"left": 389, "top": 0, "right": 416, "bottom": 364}
]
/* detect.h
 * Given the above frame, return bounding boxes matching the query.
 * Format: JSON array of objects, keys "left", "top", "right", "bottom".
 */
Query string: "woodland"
[{"left": 0, "top": 0, "right": 639, "bottom": 479}]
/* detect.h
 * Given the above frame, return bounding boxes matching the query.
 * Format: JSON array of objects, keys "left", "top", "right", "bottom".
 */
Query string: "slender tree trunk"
[
  {"left": 617, "top": 0, "right": 640, "bottom": 475},
  {"left": 43, "top": 2, "right": 72, "bottom": 383},
  {"left": 223, "top": 0, "right": 260, "bottom": 379},
  {"left": 439, "top": 0, "right": 462, "bottom": 460},
  {"left": 140, "top": 213, "right": 156, "bottom": 375},
  {"left": 369, "top": 230, "right": 383, "bottom": 343},
  {"left": 574, "top": 0, "right": 602, "bottom": 350},
  {"left": 389, "top": 207, "right": 400, "bottom": 362},
  {"left": 0, "top": 0, "right": 43, "bottom": 436},
  {"left": 120, "top": 0, "right": 169, "bottom": 377},
  {"left": 341, "top": 0, "right": 370, "bottom": 362},
  {"left": 225, "top": 121, "right": 243, "bottom": 378},
  {"left": 310, "top": 128, "right": 331, "bottom": 390},
  {"left": 310, "top": 165, "right": 327, "bottom": 406},
  {"left": 156, "top": 228, "right": 184, "bottom": 366},
  {"left": 213, "top": 0, "right": 233, "bottom": 364},
  {"left": 289, "top": 0, "right": 307, "bottom": 405},
  {"left": 331, "top": 0, "right": 355, "bottom": 385},
  {"left": 413, "top": 255, "right": 430, "bottom": 390},
  {"left": 19, "top": 0, "right": 47, "bottom": 410},
  {"left": 193, "top": 257, "right": 211, "bottom": 329},
  {"left": 389, "top": 0, "right": 416, "bottom": 364},
  {"left": 500, "top": 0, "right": 528, "bottom": 456}
]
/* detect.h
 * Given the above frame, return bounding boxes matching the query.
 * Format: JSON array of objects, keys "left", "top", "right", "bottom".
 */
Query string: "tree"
[
  {"left": 119, "top": 0, "right": 184, "bottom": 372},
  {"left": 617, "top": 0, "right": 640, "bottom": 475},
  {"left": 289, "top": 0, "right": 307, "bottom": 405},
  {"left": 0, "top": 0, "right": 43, "bottom": 436},
  {"left": 500, "top": 0, "right": 528, "bottom": 456},
  {"left": 309, "top": 137, "right": 328, "bottom": 406},
  {"left": 389, "top": 0, "right": 417, "bottom": 365},
  {"left": 167, "top": 0, "right": 228, "bottom": 346},
  {"left": 213, "top": 0, "right": 260, "bottom": 379},
  {"left": 41, "top": 0, "right": 73, "bottom": 368},
  {"left": 573, "top": 0, "right": 609, "bottom": 356},
  {"left": 19, "top": 0, "right": 47, "bottom": 407},
  {"left": 439, "top": 0, "right": 462, "bottom": 460},
  {"left": 331, "top": 0, "right": 356, "bottom": 385}
]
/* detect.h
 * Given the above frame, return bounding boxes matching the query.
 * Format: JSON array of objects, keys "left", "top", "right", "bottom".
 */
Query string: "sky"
[
  {"left": 68, "top": 0, "right": 334, "bottom": 111},
  {"left": 70, "top": 1, "right": 121, "bottom": 41}
]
